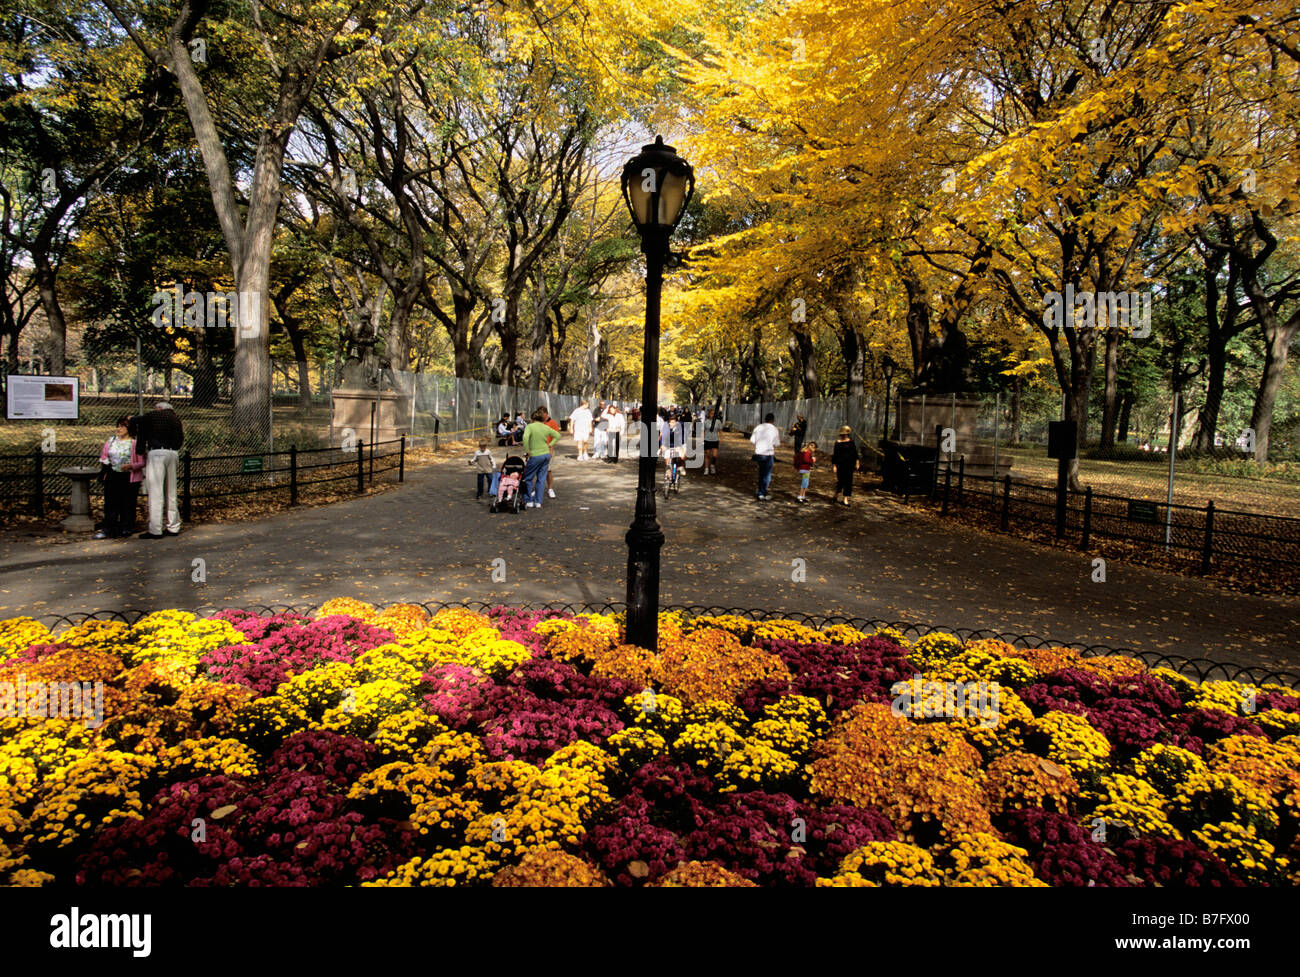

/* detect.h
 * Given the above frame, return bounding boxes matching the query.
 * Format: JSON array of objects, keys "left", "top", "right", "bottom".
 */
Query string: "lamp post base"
[{"left": 625, "top": 521, "right": 665, "bottom": 649}]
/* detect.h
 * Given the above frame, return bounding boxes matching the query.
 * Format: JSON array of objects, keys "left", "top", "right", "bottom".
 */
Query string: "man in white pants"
[
  {"left": 136, "top": 401, "right": 184, "bottom": 538},
  {"left": 569, "top": 400, "right": 593, "bottom": 460}
]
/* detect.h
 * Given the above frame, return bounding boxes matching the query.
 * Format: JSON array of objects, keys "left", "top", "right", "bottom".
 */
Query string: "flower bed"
[{"left": 1, "top": 601, "right": 1298, "bottom": 886}]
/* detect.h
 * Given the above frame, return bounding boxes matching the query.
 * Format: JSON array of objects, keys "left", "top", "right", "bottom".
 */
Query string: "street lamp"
[
  {"left": 620, "top": 135, "right": 695, "bottom": 650},
  {"left": 882, "top": 355, "right": 896, "bottom": 439}
]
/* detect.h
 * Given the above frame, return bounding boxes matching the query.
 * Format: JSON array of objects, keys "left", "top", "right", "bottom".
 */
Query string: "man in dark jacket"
[{"left": 134, "top": 401, "right": 184, "bottom": 538}]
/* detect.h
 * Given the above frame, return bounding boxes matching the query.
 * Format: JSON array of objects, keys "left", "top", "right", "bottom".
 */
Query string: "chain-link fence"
[
  {"left": 948, "top": 391, "right": 1298, "bottom": 518},
  {"left": 1, "top": 363, "right": 624, "bottom": 505},
  {"left": 0, "top": 354, "right": 334, "bottom": 458},
  {"left": 721, "top": 395, "right": 883, "bottom": 456},
  {"left": 396, "top": 373, "right": 587, "bottom": 446}
]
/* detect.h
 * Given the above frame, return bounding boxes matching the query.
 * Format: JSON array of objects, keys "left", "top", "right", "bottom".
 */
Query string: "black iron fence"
[
  {"left": 0, "top": 437, "right": 406, "bottom": 518},
  {"left": 920, "top": 458, "right": 1300, "bottom": 582},
  {"left": 22, "top": 600, "right": 1300, "bottom": 689}
]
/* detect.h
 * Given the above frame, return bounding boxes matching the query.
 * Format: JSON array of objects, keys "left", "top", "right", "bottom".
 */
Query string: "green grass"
[{"left": 998, "top": 442, "right": 1299, "bottom": 517}]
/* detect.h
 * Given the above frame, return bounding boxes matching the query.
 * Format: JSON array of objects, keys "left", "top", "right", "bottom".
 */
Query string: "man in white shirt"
[
  {"left": 569, "top": 400, "right": 594, "bottom": 460},
  {"left": 607, "top": 406, "right": 626, "bottom": 462},
  {"left": 750, "top": 411, "right": 780, "bottom": 501}
]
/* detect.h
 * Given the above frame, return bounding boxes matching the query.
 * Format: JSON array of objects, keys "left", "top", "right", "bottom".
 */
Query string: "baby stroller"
[{"left": 490, "top": 455, "right": 526, "bottom": 513}]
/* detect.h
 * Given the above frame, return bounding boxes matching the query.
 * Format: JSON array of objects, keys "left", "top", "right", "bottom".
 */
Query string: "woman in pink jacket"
[{"left": 96, "top": 415, "right": 146, "bottom": 538}]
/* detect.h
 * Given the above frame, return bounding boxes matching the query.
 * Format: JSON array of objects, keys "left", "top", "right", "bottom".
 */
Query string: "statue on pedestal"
[
  {"left": 339, "top": 337, "right": 397, "bottom": 391},
  {"left": 915, "top": 321, "right": 971, "bottom": 394}
]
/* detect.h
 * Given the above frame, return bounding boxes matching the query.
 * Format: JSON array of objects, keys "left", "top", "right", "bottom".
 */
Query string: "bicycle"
[{"left": 663, "top": 448, "right": 684, "bottom": 498}]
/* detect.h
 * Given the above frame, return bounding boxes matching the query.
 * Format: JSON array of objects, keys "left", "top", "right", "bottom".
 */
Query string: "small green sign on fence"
[
  {"left": 241, "top": 456, "right": 264, "bottom": 474},
  {"left": 1127, "top": 500, "right": 1159, "bottom": 523}
]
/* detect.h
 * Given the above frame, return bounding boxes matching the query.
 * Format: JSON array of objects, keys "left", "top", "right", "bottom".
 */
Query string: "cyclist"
[{"left": 663, "top": 444, "right": 686, "bottom": 495}]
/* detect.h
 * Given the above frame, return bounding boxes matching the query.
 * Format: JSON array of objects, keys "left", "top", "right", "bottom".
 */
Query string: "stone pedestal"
[
  {"left": 896, "top": 393, "right": 1013, "bottom": 479},
  {"left": 897, "top": 393, "right": 980, "bottom": 447},
  {"left": 330, "top": 389, "right": 411, "bottom": 447},
  {"left": 60, "top": 466, "right": 101, "bottom": 532}
]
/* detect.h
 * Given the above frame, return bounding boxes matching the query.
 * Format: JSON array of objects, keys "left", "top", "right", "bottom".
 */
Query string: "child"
[
  {"left": 492, "top": 453, "right": 527, "bottom": 510},
  {"left": 95, "top": 415, "right": 145, "bottom": 538},
  {"left": 795, "top": 441, "right": 816, "bottom": 503},
  {"left": 469, "top": 440, "right": 495, "bottom": 498},
  {"left": 491, "top": 452, "right": 526, "bottom": 499}
]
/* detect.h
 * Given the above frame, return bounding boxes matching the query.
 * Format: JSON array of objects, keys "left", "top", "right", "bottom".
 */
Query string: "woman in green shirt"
[{"left": 521, "top": 408, "right": 558, "bottom": 508}]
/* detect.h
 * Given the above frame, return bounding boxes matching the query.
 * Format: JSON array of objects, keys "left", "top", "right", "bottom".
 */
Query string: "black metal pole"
[
  {"left": 931, "top": 424, "right": 942, "bottom": 498},
  {"left": 1000, "top": 473, "right": 1011, "bottom": 531},
  {"left": 1081, "top": 486, "right": 1092, "bottom": 549},
  {"left": 1055, "top": 456, "right": 1069, "bottom": 539},
  {"left": 1201, "top": 500, "right": 1215, "bottom": 575},
  {"left": 883, "top": 377, "right": 892, "bottom": 437},
  {"left": 290, "top": 446, "right": 298, "bottom": 506},
  {"left": 182, "top": 450, "right": 191, "bottom": 522},
  {"left": 33, "top": 448, "right": 44, "bottom": 517},
  {"left": 626, "top": 236, "right": 667, "bottom": 650},
  {"left": 356, "top": 440, "right": 364, "bottom": 493},
  {"left": 399, "top": 435, "right": 406, "bottom": 482}
]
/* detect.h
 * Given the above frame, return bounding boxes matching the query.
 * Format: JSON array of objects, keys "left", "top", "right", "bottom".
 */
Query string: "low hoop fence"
[{"left": 0, "top": 437, "right": 406, "bottom": 519}]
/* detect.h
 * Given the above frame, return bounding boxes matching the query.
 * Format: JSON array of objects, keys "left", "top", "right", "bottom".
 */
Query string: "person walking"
[
  {"left": 627, "top": 407, "right": 641, "bottom": 456},
  {"left": 135, "top": 400, "right": 184, "bottom": 538},
  {"left": 702, "top": 408, "right": 722, "bottom": 474},
  {"left": 795, "top": 441, "right": 817, "bottom": 504},
  {"left": 95, "top": 415, "right": 145, "bottom": 538},
  {"left": 591, "top": 404, "right": 609, "bottom": 460},
  {"left": 789, "top": 414, "right": 808, "bottom": 463},
  {"left": 543, "top": 408, "right": 561, "bottom": 498},
  {"left": 607, "top": 406, "right": 625, "bottom": 462},
  {"left": 521, "top": 408, "right": 558, "bottom": 509},
  {"left": 750, "top": 412, "right": 780, "bottom": 501},
  {"left": 832, "top": 425, "right": 860, "bottom": 506},
  {"left": 569, "top": 400, "right": 593, "bottom": 460}
]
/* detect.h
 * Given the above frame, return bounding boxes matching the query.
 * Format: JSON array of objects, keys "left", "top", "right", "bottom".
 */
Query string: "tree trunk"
[
  {"left": 1117, "top": 389, "right": 1134, "bottom": 443},
  {"left": 285, "top": 325, "right": 313, "bottom": 409},
  {"left": 1192, "top": 246, "right": 1242, "bottom": 452},
  {"left": 1099, "top": 326, "right": 1120, "bottom": 450},
  {"left": 118, "top": 3, "right": 347, "bottom": 443},
  {"left": 839, "top": 328, "right": 865, "bottom": 399},
  {"left": 902, "top": 269, "right": 931, "bottom": 382},
  {"left": 793, "top": 329, "right": 818, "bottom": 398},
  {"left": 32, "top": 259, "right": 67, "bottom": 376},
  {"left": 192, "top": 329, "right": 218, "bottom": 407},
  {"left": 1194, "top": 343, "right": 1228, "bottom": 452},
  {"left": 1249, "top": 324, "right": 1295, "bottom": 462},
  {"left": 498, "top": 293, "right": 520, "bottom": 390}
]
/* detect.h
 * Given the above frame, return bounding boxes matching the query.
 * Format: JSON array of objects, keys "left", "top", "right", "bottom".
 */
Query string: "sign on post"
[
  {"left": 1127, "top": 500, "right": 1159, "bottom": 523},
  {"left": 5, "top": 375, "right": 80, "bottom": 420}
]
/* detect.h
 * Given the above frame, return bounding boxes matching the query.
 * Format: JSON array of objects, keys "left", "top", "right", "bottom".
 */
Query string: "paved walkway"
[{"left": 1, "top": 435, "right": 1297, "bottom": 672}]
